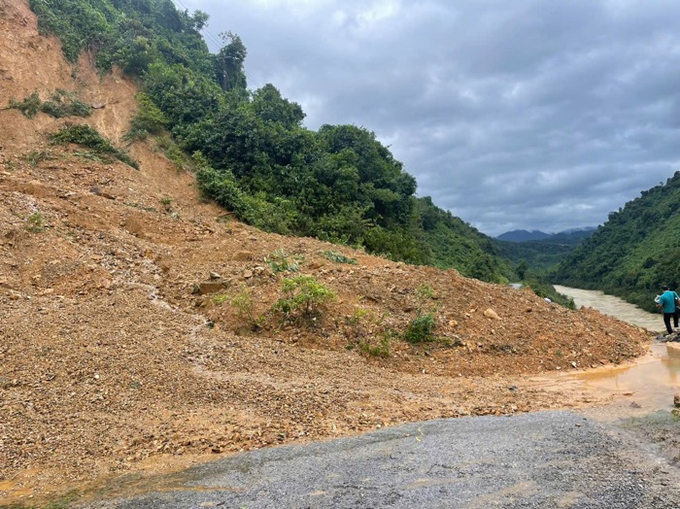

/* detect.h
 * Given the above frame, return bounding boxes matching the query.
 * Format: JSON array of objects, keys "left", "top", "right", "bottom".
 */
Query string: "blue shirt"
[{"left": 659, "top": 290, "right": 676, "bottom": 313}]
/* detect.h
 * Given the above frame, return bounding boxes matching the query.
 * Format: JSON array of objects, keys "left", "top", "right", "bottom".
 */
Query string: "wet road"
[{"left": 79, "top": 411, "right": 680, "bottom": 509}]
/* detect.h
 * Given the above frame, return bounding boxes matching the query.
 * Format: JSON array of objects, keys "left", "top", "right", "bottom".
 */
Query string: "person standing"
[
  {"left": 673, "top": 288, "right": 680, "bottom": 329},
  {"left": 657, "top": 285, "right": 677, "bottom": 335}
]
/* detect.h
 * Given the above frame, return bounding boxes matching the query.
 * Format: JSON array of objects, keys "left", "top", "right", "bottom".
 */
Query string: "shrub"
[
  {"left": 265, "top": 248, "right": 303, "bottom": 274},
  {"left": 403, "top": 312, "right": 437, "bottom": 344},
  {"left": 272, "top": 275, "right": 335, "bottom": 325},
  {"left": 321, "top": 250, "right": 357, "bottom": 265},
  {"left": 123, "top": 93, "right": 168, "bottom": 141},
  {"left": 358, "top": 331, "right": 392, "bottom": 358},
  {"left": 10, "top": 90, "right": 91, "bottom": 119},
  {"left": 49, "top": 124, "right": 138, "bottom": 169},
  {"left": 9, "top": 92, "right": 41, "bottom": 118},
  {"left": 41, "top": 90, "right": 92, "bottom": 118},
  {"left": 25, "top": 211, "right": 46, "bottom": 233}
]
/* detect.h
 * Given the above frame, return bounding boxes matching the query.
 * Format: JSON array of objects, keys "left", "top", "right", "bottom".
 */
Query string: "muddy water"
[{"left": 554, "top": 285, "right": 679, "bottom": 416}]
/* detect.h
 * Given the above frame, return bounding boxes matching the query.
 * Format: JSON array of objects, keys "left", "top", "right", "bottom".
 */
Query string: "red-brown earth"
[{"left": 0, "top": 0, "right": 653, "bottom": 505}]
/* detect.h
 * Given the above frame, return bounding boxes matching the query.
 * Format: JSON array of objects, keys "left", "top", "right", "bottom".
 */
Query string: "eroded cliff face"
[{"left": 0, "top": 1, "right": 652, "bottom": 504}]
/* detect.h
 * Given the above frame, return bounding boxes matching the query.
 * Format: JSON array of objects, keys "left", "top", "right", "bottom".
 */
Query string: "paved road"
[{"left": 80, "top": 411, "right": 680, "bottom": 508}]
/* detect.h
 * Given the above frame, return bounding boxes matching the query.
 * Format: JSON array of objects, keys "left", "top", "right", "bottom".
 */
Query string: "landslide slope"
[{"left": 0, "top": 1, "right": 651, "bottom": 504}]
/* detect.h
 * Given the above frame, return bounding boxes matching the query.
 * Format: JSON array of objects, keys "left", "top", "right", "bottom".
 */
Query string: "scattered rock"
[
  {"left": 232, "top": 251, "right": 252, "bottom": 261},
  {"left": 483, "top": 308, "right": 501, "bottom": 320}
]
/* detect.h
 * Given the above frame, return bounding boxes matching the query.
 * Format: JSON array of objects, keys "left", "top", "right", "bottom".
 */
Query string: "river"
[{"left": 553, "top": 285, "right": 680, "bottom": 415}]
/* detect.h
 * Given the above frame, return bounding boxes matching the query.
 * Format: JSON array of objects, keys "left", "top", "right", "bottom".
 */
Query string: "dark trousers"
[{"left": 664, "top": 313, "right": 674, "bottom": 334}]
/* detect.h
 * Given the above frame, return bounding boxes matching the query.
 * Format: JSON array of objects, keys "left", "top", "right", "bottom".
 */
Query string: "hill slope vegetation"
[
  {"left": 23, "top": 0, "right": 514, "bottom": 283},
  {"left": 553, "top": 173, "right": 680, "bottom": 311}
]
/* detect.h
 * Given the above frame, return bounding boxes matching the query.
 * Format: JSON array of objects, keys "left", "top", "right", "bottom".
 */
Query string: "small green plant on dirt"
[
  {"left": 25, "top": 210, "right": 46, "bottom": 233},
  {"left": 403, "top": 312, "right": 437, "bottom": 344},
  {"left": 41, "top": 89, "right": 92, "bottom": 118},
  {"left": 123, "top": 92, "right": 168, "bottom": 141},
  {"left": 403, "top": 282, "right": 441, "bottom": 344},
  {"left": 347, "top": 306, "right": 370, "bottom": 326},
  {"left": 358, "top": 330, "right": 392, "bottom": 358},
  {"left": 231, "top": 288, "right": 264, "bottom": 331},
  {"left": 49, "top": 124, "right": 139, "bottom": 170},
  {"left": 272, "top": 275, "right": 335, "bottom": 325},
  {"left": 212, "top": 293, "right": 229, "bottom": 305},
  {"left": 23, "top": 150, "right": 53, "bottom": 168},
  {"left": 416, "top": 282, "right": 437, "bottom": 302},
  {"left": 321, "top": 250, "right": 357, "bottom": 265},
  {"left": 10, "top": 90, "right": 91, "bottom": 119},
  {"left": 9, "top": 91, "right": 41, "bottom": 118},
  {"left": 265, "top": 248, "right": 304, "bottom": 274}
]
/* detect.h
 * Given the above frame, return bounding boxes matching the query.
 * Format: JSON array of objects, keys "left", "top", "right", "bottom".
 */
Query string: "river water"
[{"left": 553, "top": 285, "right": 680, "bottom": 415}]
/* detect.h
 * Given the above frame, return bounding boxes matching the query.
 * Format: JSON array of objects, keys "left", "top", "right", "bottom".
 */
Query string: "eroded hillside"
[{"left": 0, "top": 1, "right": 652, "bottom": 504}]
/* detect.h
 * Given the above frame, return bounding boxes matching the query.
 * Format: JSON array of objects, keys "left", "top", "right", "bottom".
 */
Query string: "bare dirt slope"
[{"left": 0, "top": 1, "right": 653, "bottom": 505}]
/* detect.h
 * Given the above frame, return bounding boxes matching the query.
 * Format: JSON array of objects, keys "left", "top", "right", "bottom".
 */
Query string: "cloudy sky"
[{"left": 179, "top": 0, "right": 680, "bottom": 236}]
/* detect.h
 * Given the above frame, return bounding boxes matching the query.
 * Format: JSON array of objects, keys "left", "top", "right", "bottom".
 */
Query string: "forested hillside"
[
  {"left": 552, "top": 172, "right": 680, "bottom": 311},
  {"left": 24, "top": 0, "right": 514, "bottom": 283},
  {"left": 495, "top": 228, "right": 596, "bottom": 272}
]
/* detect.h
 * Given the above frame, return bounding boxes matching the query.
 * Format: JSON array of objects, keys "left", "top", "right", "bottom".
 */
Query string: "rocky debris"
[{"left": 0, "top": 2, "right": 655, "bottom": 505}]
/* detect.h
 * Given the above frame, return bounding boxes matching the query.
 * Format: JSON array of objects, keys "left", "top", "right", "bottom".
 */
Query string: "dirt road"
[{"left": 77, "top": 411, "right": 680, "bottom": 508}]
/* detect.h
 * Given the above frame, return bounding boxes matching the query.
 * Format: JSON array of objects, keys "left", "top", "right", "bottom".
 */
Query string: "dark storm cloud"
[{"left": 181, "top": 0, "right": 680, "bottom": 235}]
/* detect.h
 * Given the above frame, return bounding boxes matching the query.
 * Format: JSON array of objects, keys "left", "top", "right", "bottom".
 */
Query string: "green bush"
[
  {"left": 9, "top": 92, "right": 41, "bottom": 118},
  {"left": 265, "top": 248, "right": 303, "bottom": 274},
  {"left": 272, "top": 275, "right": 335, "bottom": 325},
  {"left": 25, "top": 210, "right": 46, "bottom": 233},
  {"left": 321, "top": 250, "right": 357, "bottom": 265},
  {"left": 403, "top": 312, "right": 437, "bottom": 344},
  {"left": 358, "top": 335, "right": 391, "bottom": 358},
  {"left": 123, "top": 92, "right": 168, "bottom": 141},
  {"left": 49, "top": 124, "right": 138, "bottom": 169},
  {"left": 11, "top": 90, "right": 92, "bottom": 119}
]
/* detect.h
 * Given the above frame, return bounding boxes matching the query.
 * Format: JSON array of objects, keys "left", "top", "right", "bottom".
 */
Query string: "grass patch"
[
  {"left": 25, "top": 210, "right": 46, "bottom": 233},
  {"left": 10, "top": 90, "right": 91, "bottom": 119},
  {"left": 50, "top": 124, "right": 138, "bottom": 170},
  {"left": 321, "top": 250, "right": 357, "bottom": 265}
]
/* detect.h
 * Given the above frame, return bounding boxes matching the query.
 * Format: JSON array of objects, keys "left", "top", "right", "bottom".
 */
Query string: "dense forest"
[{"left": 552, "top": 172, "right": 680, "bottom": 311}]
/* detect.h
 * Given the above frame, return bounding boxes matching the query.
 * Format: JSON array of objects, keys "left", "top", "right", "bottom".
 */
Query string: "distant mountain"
[
  {"left": 552, "top": 172, "right": 680, "bottom": 311},
  {"left": 549, "top": 227, "right": 597, "bottom": 243},
  {"left": 494, "top": 227, "right": 597, "bottom": 271},
  {"left": 497, "top": 230, "right": 552, "bottom": 242}
]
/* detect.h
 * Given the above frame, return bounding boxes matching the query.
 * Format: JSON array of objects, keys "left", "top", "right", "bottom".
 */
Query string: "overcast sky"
[{"left": 179, "top": 0, "right": 680, "bottom": 236}]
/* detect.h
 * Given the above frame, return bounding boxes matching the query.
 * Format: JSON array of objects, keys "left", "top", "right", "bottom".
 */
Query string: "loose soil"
[{"left": 0, "top": 1, "right": 655, "bottom": 505}]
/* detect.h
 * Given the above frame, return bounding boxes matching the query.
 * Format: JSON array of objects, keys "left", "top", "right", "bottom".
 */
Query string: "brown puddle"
[{"left": 555, "top": 285, "right": 678, "bottom": 419}]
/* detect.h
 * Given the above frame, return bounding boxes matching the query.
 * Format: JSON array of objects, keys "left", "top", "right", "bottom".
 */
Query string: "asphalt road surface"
[{"left": 79, "top": 410, "right": 680, "bottom": 508}]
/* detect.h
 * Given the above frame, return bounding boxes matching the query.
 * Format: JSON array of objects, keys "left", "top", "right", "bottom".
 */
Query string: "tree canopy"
[{"left": 28, "top": 0, "right": 517, "bottom": 284}]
